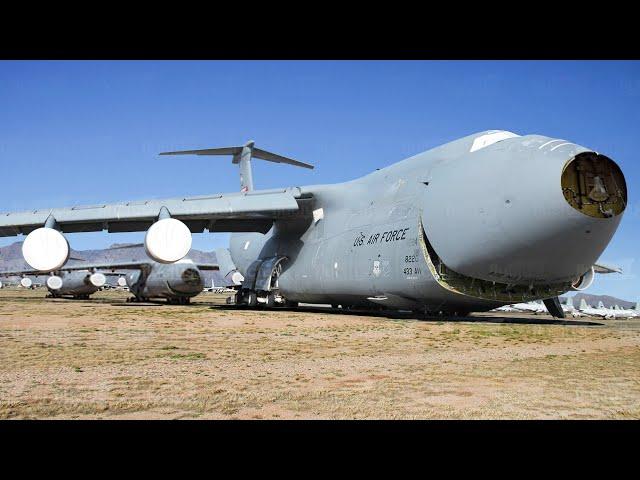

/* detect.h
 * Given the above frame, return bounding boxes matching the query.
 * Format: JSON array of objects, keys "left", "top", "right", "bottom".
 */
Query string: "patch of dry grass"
[{"left": 0, "top": 288, "right": 639, "bottom": 419}]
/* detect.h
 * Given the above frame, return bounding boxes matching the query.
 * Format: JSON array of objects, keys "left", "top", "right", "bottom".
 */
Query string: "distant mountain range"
[
  {"left": 560, "top": 293, "right": 636, "bottom": 309},
  {"left": 0, "top": 241, "right": 229, "bottom": 287}
]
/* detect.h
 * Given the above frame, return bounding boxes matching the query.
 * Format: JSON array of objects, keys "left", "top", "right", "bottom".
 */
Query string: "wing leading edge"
[{"left": 0, "top": 187, "right": 312, "bottom": 237}]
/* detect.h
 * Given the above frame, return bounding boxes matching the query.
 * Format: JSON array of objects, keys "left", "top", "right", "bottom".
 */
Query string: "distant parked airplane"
[{"left": 577, "top": 299, "right": 616, "bottom": 319}]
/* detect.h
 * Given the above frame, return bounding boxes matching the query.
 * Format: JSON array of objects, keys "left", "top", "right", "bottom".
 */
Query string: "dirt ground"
[{"left": 0, "top": 287, "right": 639, "bottom": 419}]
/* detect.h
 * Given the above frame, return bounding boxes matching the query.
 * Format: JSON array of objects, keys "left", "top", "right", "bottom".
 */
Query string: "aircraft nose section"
[
  {"left": 561, "top": 151, "right": 627, "bottom": 219},
  {"left": 421, "top": 137, "right": 627, "bottom": 286}
]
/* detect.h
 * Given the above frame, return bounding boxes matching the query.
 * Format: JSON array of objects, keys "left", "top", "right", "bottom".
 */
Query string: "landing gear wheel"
[
  {"left": 266, "top": 293, "right": 277, "bottom": 308},
  {"left": 246, "top": 292, "right": 258, "bottom": 307},
  {"left": 234, "top": 292, "right": 242, "bottom": 305}
]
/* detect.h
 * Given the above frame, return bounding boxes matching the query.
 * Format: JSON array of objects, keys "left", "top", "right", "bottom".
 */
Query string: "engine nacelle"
[
  {"left": 89, "top": 273, "right": 107, "bottom": 288},
  {"left": 22, "top": 227, "right": 70, "bottom": 272},
  {"left": 571, "top": 267, "right": 595, "bottom": 291},
  {"left": 20, "top": 277, "right": 33, "bottom": 288},
  {"left": 46, "top": 275, "right": 63, "bottom": 290},
  {"left": 117, "top": 276, "right": 127, "bottom": 287},
  {"left": 144, "top": 218, "right": 192, "bottom": 264},
  {"left": 229, "top": 271, "right": 245, "bottom": 285}
]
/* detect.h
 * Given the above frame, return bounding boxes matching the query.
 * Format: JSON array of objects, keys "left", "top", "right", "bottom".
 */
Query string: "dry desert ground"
[{"left": 1, "top": 288, "right": 639, "bottom": 419}]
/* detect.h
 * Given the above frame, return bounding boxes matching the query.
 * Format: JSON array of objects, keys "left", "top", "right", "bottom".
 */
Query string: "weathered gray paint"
[
  {"left": 124, "top": 261, "right": 206, "bottom": 301},
  {"left": 0, "top": 131, "right": 627, "bottom": 313}
]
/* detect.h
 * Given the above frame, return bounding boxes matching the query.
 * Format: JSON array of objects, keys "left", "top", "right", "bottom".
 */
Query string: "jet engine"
[
  {"left": 89, "top": 272, "right": 106, "bottom": 287},
  {"left": 20, "top": 277, "right": 33, "bottom": 288},
  {"left": 22, "top": 227, "right": 70, "bottom": 272},
  {"left": 46, "top": 275, "right": 63, "bottom": 290},
  {"left": 144, "top": 217, "right": 192, "bottom": 264}
]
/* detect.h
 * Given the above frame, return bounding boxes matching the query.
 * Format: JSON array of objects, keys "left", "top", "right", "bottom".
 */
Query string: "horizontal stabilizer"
[
  {"left": 160, "top": 143, "right": 314, "bottom": 170},
  {"left": 593, "top": 262, "right": 623, "bottom": 274}
]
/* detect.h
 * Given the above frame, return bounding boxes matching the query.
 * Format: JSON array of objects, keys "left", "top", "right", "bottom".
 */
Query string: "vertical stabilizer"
[
  {"left": 235, "top": 141, "right": 255, "bottom": 192},
  {"left": 580, "top": 299, "right": 589, "bottom": 310}
]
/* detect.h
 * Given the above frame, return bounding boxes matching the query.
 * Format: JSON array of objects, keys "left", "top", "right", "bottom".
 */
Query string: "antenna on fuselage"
[{"left": 160, "top": 140, "right": 314, "bottom": 192}]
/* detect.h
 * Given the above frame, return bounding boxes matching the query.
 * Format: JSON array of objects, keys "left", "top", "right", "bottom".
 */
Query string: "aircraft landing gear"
[
  {"left": 245, "top": 292, "right": 258, "bottom": 307},
  {"left": 235, "top": 289, "right": 295, "bottom": 309},
  {"left": 167, "top": 297, "right": 191, "bottom": 305},
  {"left": 265, "top": 293, "right": 277, "bottom": 308},
  {"left": 127, "top": 296, "right": 148, "bottom": 303}
]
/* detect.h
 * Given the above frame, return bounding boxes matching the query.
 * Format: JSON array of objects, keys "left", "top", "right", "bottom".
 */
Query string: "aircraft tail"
[
  {"left": 636, "top": 301, "right": 640, "bottom": 311},
  {"left": 566, "top": 296, "right": 574, "bottom": 308},
  {"left": 598, "top": 300, "right": 606, "bottom": 309},
  {"left": 160, "top": 141, "right": 313, "bottom": 192},
  {"left": 580, "top": 299, "right": 589, "bottom": 310}
]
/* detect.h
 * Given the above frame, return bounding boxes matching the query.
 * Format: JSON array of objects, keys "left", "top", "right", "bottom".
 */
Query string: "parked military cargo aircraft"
[
  {"left": 0, "top": 258, "right": 218, "bottom": 303},
  {"left": 0, "top": 131, "right": 628, "bottom": 317}
]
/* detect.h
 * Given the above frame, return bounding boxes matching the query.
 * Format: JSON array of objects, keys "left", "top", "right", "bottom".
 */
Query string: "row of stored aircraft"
[
  {"left": 0, "top": 246, "right": 244, "bottom": 304},
  {"left": 494, "top": 297, "right": 640, "bottom": 319},
  {"left": 0, "top": 130, "right": 629, "bottom": 317}
]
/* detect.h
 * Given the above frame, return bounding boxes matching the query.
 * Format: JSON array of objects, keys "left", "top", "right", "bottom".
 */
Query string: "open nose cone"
[{"left": 561, "top": 152, "right": 627, "bottom": 219}]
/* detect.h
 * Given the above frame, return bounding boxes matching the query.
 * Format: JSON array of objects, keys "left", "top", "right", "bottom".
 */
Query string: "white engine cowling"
[
  {"left": 0, "top": 280, "right": 3, "bottom": 289},
  {"left": 117, "top": 276, "right": 127, "bottom": 287},
  {"left": 22, "top": 227, "right": 70, "bottom": 272},
  {"left": 89, "top": 273, "right": 107, "bottom": 288},
  {"left": 46, "top": 275, "right": 63, "bottom": 290},
  {"left": 144, "top": 218, "right": 192, "bottom": 264},
  {"left": 229, "top": 271, "right": 245, "bottom": 286},
  {"left": 20, "top": 277, "right": 33, "bottom": 288},
  {"left": 571, "top": 267, "right": 595, "bottom": 291}
]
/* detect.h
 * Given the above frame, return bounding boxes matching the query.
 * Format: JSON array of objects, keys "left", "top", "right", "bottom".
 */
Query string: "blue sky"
[{"left": 0, "top": 61, "right": 638, "bottom": 300}]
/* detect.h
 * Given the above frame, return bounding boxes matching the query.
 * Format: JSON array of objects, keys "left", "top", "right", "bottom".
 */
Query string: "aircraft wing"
[
  {"left": 593, "top": 262, "right": 623, "bottom": 274},
  {"left": 0, "top": 268, "right": 52, "bottom": 277},
  {"left": 0, "top": 187, "right": 312, "bottom": 237},
  {"left": 61, "top": 261, "right": 219, "bottom": 272},
  {"left": 0, "top": 262, "right": 147, "bottom": 276},
  {"left": 59, "top": 261, "right": 152, "bottom": 272}
]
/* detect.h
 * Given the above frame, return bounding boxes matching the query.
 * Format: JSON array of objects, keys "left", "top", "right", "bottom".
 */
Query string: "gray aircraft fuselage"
[
  {"left": 124, "top": 260, "right": 205, "bottom": 303},
  {"left": 230, "top": 131, "right": 626, "bottom": 313},
  {"left": 49, "top": 270, "right": 104, "bottom": 299}
]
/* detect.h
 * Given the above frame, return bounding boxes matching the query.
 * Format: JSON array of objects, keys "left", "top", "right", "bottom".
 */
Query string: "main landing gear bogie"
[
  {"left": 167, "top": 297, "right": 191, "bottom": 305},
  {"left": 235, "top": 290, "right": 294, "bottom": 309},
  {"left": 126, "top": 296, "right": 149, "bottom": 303}
]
